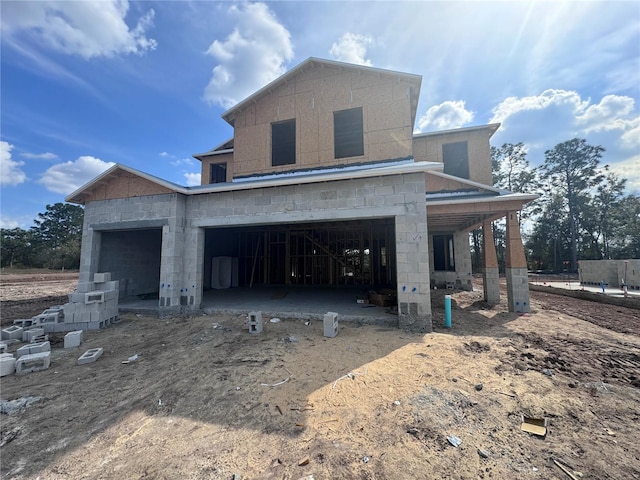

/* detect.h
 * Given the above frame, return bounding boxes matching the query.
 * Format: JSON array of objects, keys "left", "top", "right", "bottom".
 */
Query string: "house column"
[
  {"left": 453, "top": 231, "right": 473, "bottom": 290},
  {"left": 482, "top": 221, "right": 500, "bottom": 304},
  {"left": 396, "top": 175, "right": 432, "bottom": 332},
  {"left": 159, "top": 196, "right": 186, "bottom": 317},
  {"left": 505, "top": 211, "right": 530, "bottom": 313}
]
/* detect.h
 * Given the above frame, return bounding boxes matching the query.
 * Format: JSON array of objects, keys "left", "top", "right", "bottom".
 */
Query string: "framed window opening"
[
  {"left": 272, "top": 119, "right": 296, "bottom": 167},
  {"left": 334, "top": 107, "right": 364, "bottom": 159},
  {"left": 442, "top": 141, "right": 469, "bottom": 179},
  {"left": 209, "top": 163, "right": 227, "bottom": 184},
  {"left": 433, "top": 234, "right": 455, "bottom": 271}
]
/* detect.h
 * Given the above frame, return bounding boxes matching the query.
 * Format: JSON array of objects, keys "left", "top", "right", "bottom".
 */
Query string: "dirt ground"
[{"left": 1, "top": 272, "right": 639, "bottom": 479}]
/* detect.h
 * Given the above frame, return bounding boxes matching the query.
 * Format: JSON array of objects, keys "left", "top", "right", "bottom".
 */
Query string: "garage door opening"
[
  {"left": 203, "top": 218, "right": 396, "bottom": 289},
  {"left": 98, "top": 229, "right": 162, "bottom": 300}
]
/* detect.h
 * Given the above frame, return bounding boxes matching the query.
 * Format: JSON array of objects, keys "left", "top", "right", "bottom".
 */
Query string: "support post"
[
  {"left": 482, "top": 221, "right": 500, "bottom": 304},
  {"left": 505, "top": 211, "right": 530, "bottom": 313}
]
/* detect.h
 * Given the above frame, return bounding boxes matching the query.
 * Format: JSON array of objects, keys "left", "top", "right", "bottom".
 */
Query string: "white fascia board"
[
  {"left": 190, "top": 161, "right": 441, "bottom": 195},
  {"left": 426, "top": 192, "right": 539, "bottom": 207}
]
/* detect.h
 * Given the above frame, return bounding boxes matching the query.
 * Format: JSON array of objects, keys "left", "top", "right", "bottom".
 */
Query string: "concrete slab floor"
[{"left": 120, "top": 286, "right": 400, "bottom": 324}]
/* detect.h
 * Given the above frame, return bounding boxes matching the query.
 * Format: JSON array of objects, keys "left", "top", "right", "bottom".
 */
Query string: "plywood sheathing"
[
  {"left": 79, "top": 172, "right": 174, "bottom": 203},
  {"left": 413, "top": 129, "right": 493, "bottom": 186},
  {"left": 230, "top": 63, "right": 417, "bottom": 178},
  {"left": 505, "top": 211, "right": 527, "bottom": 268}
]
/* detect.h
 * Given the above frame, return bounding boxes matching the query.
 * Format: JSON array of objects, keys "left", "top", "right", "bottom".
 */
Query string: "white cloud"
[
  {"left": 203, "top": 2, "right": 294, "bottom": 108},
  {"left": 329, "top": 33, "right": 373, "bottom": 66},
  {"left": 39, "top": 156, "right": 115, "bottom": 194},
  {"left": 0, "top": 141, "right": 27, "bottom": 186},
  {"left": 20, "top": 151, "right": 59, "bottom": 160},
  {"left": 184, "top": 172, "right": 201, "bottom": 187},
  {"left": 415, "top": 100, "right": 474, "bottom": 132},
  {"left": 170, "top": 158, "right": 194, "bottom": 167},
  {"left": 159, "top": 151, "right": 170, "bottom": 157},
  {"left": 608, "top": 155, "right": 640, "bottom": 194},
  {"left": 1, "top": 1, "right": 157, "bottom": 59},
  {"left": 490, "top": 90, "right": 640, "bottom": 192}
]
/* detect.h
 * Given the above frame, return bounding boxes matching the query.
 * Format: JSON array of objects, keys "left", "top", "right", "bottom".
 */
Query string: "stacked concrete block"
[
  {"left": 248, "top": 311, "right": 263, "bottom": 334},
  {"left": 16, "top": 341, "right": 51, "bottom": 358},
  {"left": 93, "top": 272, "right": 111, "bottom": 283},
  {"left": 0, "top": 342, "right": 7, "bottom": 354},
  {"left": 64, "top": 331, "right": 83, "bottom": 349},
  {"left": 77, "top": 348, "right": 103, "bottom": 365},
  {"left": 16, "top": 351, "right": 51, "bottom": 375},
  {"left": 1, "top": 326, "right": 23, "bottom": 341},
  {"left": 323, "top": 312, "right": 339, "bottom": 338},
  {"left": 1, "top": 353, "right": 16, "bottom": 377},
  {"left": 41, "top": 272, "right": 121, "bottom": 332},
  {"left": 23, "top": 327, "right": 45, "bottom": 343}
]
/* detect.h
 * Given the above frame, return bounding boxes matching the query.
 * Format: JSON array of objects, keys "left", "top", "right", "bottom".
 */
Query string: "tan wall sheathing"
[
  {"left": 425, "top": 174, "right": 471, "bottom": 192},
  {"left": 412, "top": 130, "right": 493, "bottom": 185},
  {"left": 230, "top": 64, "right": 417, "bottom": 178},
  {"left": 200, "top": 152, "right": 233, "bottom": 184},
  {"left": 81, "top": 174, "right": 173, "bottom": 202}
]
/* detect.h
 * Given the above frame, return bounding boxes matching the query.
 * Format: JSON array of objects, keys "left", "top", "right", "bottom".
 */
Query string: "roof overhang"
[
  {"left": 414, "top": 123, "right": 500, "bottom": 139},
  {"left": 66, "top": 161, "right": 443, "bottom": 205},
  {"left": 426, "top": 192, "right": 539, "bottom": 232}
]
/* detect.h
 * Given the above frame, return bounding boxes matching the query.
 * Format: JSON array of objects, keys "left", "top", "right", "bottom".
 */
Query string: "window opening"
[{"left": 334, "top": 107, "right": 364, "bottom": 159}]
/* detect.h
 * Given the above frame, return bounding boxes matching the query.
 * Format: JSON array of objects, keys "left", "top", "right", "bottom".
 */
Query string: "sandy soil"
[
  {"left": 0, "top": 272, "right": 78, "bottom": 327},
  {"left": 1, "top": 273, "right": 639, "bottom": 479}
]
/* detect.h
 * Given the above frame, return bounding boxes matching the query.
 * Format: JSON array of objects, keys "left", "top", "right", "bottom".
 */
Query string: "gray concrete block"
[
  {"left": 323, "top": 312, "right": 338, "bottom": 338},
  {"left": 0, "top": 342, "right": 7, "bottom": 354},
  {"left": 85, "top": 291, "right": 105, "bottom": 304},
  {"left": 64, "top": 331, "right": 83, "bottom": 348},
  {"left": 76, "top": 282, "right": 94, "bottom": 293},
  {"left": 93, "top": 272, "right": 111, "bottom": 282},
  {"left": 23, "top": 328, "right": 45, "bottom": 343},
  {"left": 68, "top": 292, "right": 85, "bottom": 303},
  {"left": 16, "top": 351, "right": 51, "bottom": 375},
  {"left": 77, "top": 348, "right": 103, "bottom": 365},
  {"left": 0, "top": 354, "right": 16, "bottom": 377},
  {"left": 2, "top": 325, "right": 23, "bottom": 341},
  {"left": 16, "top": 341, "right": 51, "bottom": 358},
  {"left": 94, "top": 280, "right": 119, "bottom": 292},
  {"left": 248, "top": 311, "right": 263, "bottom": 334}
]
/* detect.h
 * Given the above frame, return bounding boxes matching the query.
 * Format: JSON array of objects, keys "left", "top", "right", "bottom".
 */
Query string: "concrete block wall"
[
  {"left": 578, "top": 259, "right": 640, "bottom": 290},
  {"left": 80, "top": 194, "right": 174, "bottom": 290}
]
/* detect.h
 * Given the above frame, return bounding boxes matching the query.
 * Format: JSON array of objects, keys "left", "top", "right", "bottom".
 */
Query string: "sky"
[{"left": 1, "top": 0, "right": 639, "bottom": 229}]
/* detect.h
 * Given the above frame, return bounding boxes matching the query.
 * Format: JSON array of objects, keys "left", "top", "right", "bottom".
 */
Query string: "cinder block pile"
[{"left": 6, "top": 272, "right": 119, "bottom": 335}]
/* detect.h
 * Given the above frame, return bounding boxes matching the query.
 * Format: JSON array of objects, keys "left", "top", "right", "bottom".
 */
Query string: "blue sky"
[{"left": 1, "top": 1, "right": 639, "bottom": 229}]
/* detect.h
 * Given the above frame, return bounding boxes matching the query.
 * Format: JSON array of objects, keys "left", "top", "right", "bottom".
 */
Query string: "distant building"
[
  {"left": 578, "top": 259, "right": 639, "bottom": 291},
  {"left": 66, "top": 58, "right": 537, "bottom": 330}
]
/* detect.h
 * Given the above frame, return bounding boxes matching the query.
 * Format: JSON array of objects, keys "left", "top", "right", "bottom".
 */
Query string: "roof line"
[
  {"left": 426, "top": 170, "right": 507, "bottom": 194},
  {"left": 221, "top": 57, "right": 422, "bottom": 124},
  {"left": 414, "top": 123, "right": 501, "bottom": 138}
]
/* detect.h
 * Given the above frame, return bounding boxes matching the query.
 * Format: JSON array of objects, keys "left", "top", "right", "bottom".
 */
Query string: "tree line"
[
  {"left": 486, "top": 138, "right": 639, "bottom": 273},
  {"left": 1, "top": 203, "right": 84, "bottom": 270}
]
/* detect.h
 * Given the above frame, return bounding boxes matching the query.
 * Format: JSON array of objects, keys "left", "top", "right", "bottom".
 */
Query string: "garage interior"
[{"left": 203, "top": 218, "right": 396, "bottom": 289}]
